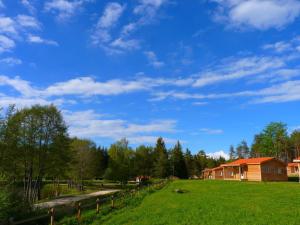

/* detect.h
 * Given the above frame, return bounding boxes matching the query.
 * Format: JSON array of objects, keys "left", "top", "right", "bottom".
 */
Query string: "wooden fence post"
[
  {"left": 77, "top": 202, "right": 81, "bottom": 221},
  {"left": 111, "top": 195, "right": 115, "bottom": 209},
  {"left": 96, "top": 198, "right": 100, "bottom": 214},
  {"left": 49, "top": 208, "right": 55, "bottom": 225}
]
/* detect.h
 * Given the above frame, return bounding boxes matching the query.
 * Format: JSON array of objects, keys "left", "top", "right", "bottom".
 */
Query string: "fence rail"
[{"left": 8, "top": 180, "right": 168, "bottom": 225}]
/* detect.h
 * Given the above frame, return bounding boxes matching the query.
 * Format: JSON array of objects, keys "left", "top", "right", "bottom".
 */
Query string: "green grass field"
[{"left": 89, "top": 180, "right": 300, "bottom": 225}]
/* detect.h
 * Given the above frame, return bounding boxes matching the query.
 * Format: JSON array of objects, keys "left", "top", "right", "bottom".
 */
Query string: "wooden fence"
[{"left": 8, "top": 180, "right": 168, "bottom": 225}]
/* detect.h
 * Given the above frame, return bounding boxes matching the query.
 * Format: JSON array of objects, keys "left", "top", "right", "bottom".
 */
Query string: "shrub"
[{"left": 0, "top": 186, "right": 32, "bottom": 223}]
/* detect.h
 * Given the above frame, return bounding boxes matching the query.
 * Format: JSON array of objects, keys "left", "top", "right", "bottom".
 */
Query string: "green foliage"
[
  {"left": 0, "top": 187, "right": 31, "bottom": 222},
  {"left": 153, "top": 137, "right": 169, "bottom": 178},
  {"left": 236, "top": 140, "right": 249, "bottom": 159},
  {"left": 251, "top": 122, "right": 290, "bottom": 161},
  {"left": 104, "top": 139, "right": 135, "bottom": 184},
  {"left": 291, "top": 130, "right": 300, "bottom": 158},
  {"left": 170, "top": 141, "right": 187, "bottom": 178}
]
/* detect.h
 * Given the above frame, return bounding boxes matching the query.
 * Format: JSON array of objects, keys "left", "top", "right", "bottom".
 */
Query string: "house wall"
[
  {"left": 246, "top": 164, "right": 262, "bottom": 181},
  {"left": 214, "top": 168, "right": 224, "bottom": 180},
  {"left": 260, "top": 160, "right": 288, "bottom": 181},
  {"left": 224, "top": 167, "right": 240, "bottom": 180},
  {"left": 287, "top": 165, "right": 298, "bottom": 176}
]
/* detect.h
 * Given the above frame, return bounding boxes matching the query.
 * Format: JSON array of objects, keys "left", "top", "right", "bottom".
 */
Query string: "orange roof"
[{"left": 223, "top": 157, "right": 274, "bottom": 166}]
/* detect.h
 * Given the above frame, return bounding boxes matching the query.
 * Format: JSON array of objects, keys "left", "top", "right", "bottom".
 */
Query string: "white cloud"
[
  {"left": 64, "top": 109, "right": 177, "bottom": 144},
  {"left": 144, "top": 51, "right": 165, "bottom": 68},
  {"left": 92, "top": 0, "right": 168, "bottom": 54},
  {"left": 0, "top": 16, "right": 18, "bottom": 35},
  {"left": 43, "top": 77, "right": 150, "bottom": 97},
  {"left": 193, "top": 56, "right": 285, "bottom": 87},
  {"left": 212, "top": 0, "right": 300, "bottom": 30},
  {"left": 0, "top": 57, "right": 22, "bottom": 66},
  {"left": 200, "top": 128, "right": 224, "bottom": 135},
  {"left": 91, "top": 2, "right": 134, "bottom": 54},
  {"left": 192, "top": 102, "right": 208, "bottom": 106},
  {"left": 97, "top": 2, "right": 125, "bottom": 29},
  {"left": 207, "top": 150, "right": 229, "bottom": 160},
  {"left": 16, "top": 15, "right": 40, "bottom": 29},
  {"left": 44, "top": 0, "right": 90, "bottom": 21},
  {"left": 134, "top": 0, "right": 168, "bottom": 23},
  {"left": 20, "top": 0, "right": 36, "bottom": 14},
  {"left": 0, "top": 35, "right": 15, "bottom": 53},
  {"left": 27, "top": 35, "right": 58, "bottom": 46}
]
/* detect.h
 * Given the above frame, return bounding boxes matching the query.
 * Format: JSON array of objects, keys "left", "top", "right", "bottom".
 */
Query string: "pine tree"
[
  {"left": 229, "top": 145, "right": 235, "bottom": 160},
  {"left": 184, "top": 148, "right": 194, "bottom": 178},
  {"left": 153, "top": 137, "right": 169, "bottom": 178},
  {"left": 170, "top": 141, "right": 188, "bottom": 178}
]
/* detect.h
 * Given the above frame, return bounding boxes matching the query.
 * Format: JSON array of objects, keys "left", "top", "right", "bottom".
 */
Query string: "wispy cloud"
[
  {"left": 20, "top": 0, "right": 36, "bottom": 14},
  {"left": 144, "top": 51, "right": 165, "bottom": 68},
  {"left": 92, "top": 0, "right": 168, "bottom": 54},
  {"left": 0, "top": 35, "right": 15, "bottom": 53},
  {"left": 211, "top": 0, "right": 300, "bottom": 30},
  {"left": 64, "top": 109, "right": 177, "bottom": 144},
  {"left": 200, "top": 128, "right": 224, "bottom": 135},
  {"left": 44, "top": 0, "right": 92, "bottom": 21},
  {"left": 0, "top": 57, "right": 22, "bottom": 66},
  {"left": 27, "top": 35, "right": 59, "bottom": 46},
  {"left": 0, "top": 14, "right": 54, "bottom": 51}
]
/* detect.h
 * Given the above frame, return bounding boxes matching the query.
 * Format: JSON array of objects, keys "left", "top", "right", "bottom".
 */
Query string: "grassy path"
[{"left": 92, "top": 180, "right": 300, "bottom": 225}]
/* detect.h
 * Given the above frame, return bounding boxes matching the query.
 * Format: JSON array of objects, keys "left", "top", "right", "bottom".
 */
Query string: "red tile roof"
[{"left": 223, "top": 157, "right": 274, "bottom": 166}]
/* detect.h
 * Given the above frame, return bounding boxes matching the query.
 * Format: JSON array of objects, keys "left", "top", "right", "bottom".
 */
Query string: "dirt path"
[{"left": 35, "top": 189, "right": 120, "bottom": 209}]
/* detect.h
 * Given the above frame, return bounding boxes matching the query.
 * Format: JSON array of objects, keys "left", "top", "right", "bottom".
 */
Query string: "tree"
[
  {"left": 2, "top": 105, "right": 70, "bottom": 202},
  {"left": 229, "top": 145, "right": 235, "bottom": 160},
  {"left": 104, "top": 139, "right": 134, "bottom": 184},
  {"left": 69, "top": 138, "right": 98, "bottom": 190},
  {"left": 236, "top": 140, "right": 249, "bottom": 159},
  {"left": 251, "top": 122, "right": 290, "bottom": 161},
  {"left": 134, "top": 145, "right": 154, "bottom": 176},
  {"left": 153, "top": 137, "right": 169, "bottom": 178},
  {"left": 170, "top": 141, "right": 187, "bottom": 178},
  {"left": 291, "top": 130, "right": 300, "bottom": 158},
  {"left": 184, "top": 149, "right": 195, "bottom": 178}
]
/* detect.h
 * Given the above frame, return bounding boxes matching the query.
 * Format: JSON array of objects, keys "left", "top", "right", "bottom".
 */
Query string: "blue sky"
[{"left": 1, "top": 0, "right": 300, "bottom": 158}]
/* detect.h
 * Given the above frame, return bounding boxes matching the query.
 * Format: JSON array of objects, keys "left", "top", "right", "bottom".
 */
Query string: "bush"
[{"left": 0, "top": 186, "right": 32, "bottom": 223}]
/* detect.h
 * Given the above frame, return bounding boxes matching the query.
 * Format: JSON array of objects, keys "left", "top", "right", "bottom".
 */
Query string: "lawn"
[{"left": 89, "top": 180, "right": 300, "bottom": 225}]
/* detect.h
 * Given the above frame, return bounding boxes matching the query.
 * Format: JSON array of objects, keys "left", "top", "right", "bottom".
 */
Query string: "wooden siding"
[
  {"left": 246, "top": 164, "right": 262, "bottom": 181},
  {"left": 287, "top": 165, "right": 298, "bottom": 176},
  {"left": 213, "top": 168, "right": 224, "bottom": 180},
  {"left": 260, "top": 160, "right": 288, "bottom": 181}
]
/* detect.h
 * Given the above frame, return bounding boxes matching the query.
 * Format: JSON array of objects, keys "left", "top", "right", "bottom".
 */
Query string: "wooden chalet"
[{"left": 203, "top": 157, "right": 288, "bottom": 182}]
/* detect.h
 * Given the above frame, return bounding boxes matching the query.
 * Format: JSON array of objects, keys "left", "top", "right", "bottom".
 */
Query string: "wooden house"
[
  {"left": 203, "top": 157, "right": 288, "bottom": 182},
  {"left": 287, "top": 162, "right": 299, "bottom": 176}
]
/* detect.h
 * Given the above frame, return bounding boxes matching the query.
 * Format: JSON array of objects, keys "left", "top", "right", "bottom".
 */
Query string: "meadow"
[{"left": 77, "top": 180, "right": 300, "bottom": 225}]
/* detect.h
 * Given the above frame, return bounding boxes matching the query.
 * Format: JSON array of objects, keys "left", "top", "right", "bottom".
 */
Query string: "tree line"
[
  {"left": 228, "top": 122, "right": 300, "bottom": 162},
  {"left": 0, "top": 105, "right": 225, "bottom": 207}
]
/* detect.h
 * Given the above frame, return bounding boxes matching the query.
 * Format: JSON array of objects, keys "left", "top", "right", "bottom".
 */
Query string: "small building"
[
  {"left": 202, "top": 168, "right": 213, "bottom": 179},
  {"left": 203, "top": 157, "right": 288, "bottom": 182},
  {"left": 292, "top": 157, "right": 300, "bottom": 183},
  {"left": 287, "top": 162, "right": 299, "bottom": 176}
]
